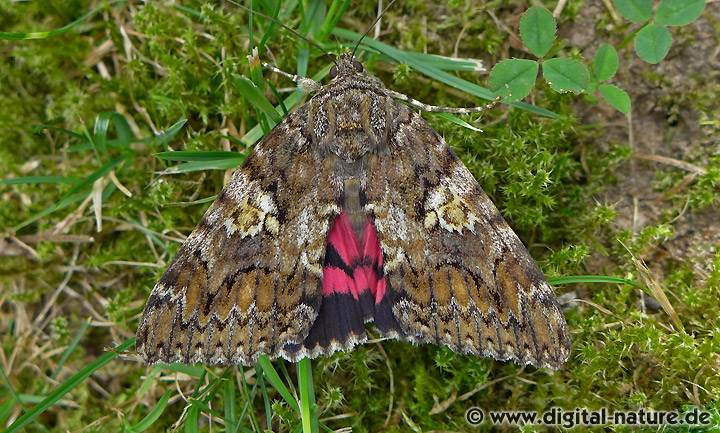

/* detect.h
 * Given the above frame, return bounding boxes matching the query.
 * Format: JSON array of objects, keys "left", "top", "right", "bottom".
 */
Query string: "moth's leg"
[
  {"left": 385, "top": 89, "right": 501, "bottom": 114},
  {"left": 262, "top": 62, "right": 321, "bottom": 93}
]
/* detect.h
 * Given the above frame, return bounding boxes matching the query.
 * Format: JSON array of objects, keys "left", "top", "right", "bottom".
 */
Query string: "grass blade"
[
  {"left": 317, "top": 0, "right": 351, "bottom": 41},
  {"left": 160, "top": 158, "right": 244, "bottom": 174},
  {"left": 224, "top": 376, "right": 237, "bottom": 433},
  {"left": 0, "top": 1, "right": 126, "bottom": 40},
  {"left": 403, "top": 51, "right": 486, "bottom": 72},
  {"left": 257, "top": 0, "right": 282, "bottom": 51},
  {"left": 14, "top": 157, "right": 125, "bottom": 230},
  {"left": 174, "top": 4, "right": 203, "bottom": 19},
  {"left": 51, "top": 318, "right": 91, "bottom": 379},
  {"left": 15, "top": 395, "right": 74, "bottom": 406},
  {"left": 548, "top": 275, "right": 638, "bottom": 286},
  {"left": 234, "top": 366, "right": 261, "bottom": 433},
  {"left": 184, "top": 404, "right": 200, "bottom": 433},
  {"left": 155, "top": 151, "right": 243, "bottom": 162},
  {"left": 4, "top": 338, "right": 135, "bottom": 433},
  {"left": 0, "top": 398, "right": 15, "bottom": 426},
  {"left": 241, "top": 64, "right": 332, "bottom": 146},
  {"left": 31, "top": 124, "right": 85, "bottom": 139},
  {"left": 431, "top": 112, "right": 484, "bottom": 132},
  {"left": 163, "top": 195, "right": 217, "bottom": 207},
  {"left": 332, "top": 28, "right": 557, "bottom": 118},
  {"left": 0, "top": 176, "right": 80, "bottom": 186},
  {"left": 256, "top": 356, "right": 299, "bottom": 412},
  {"left": 297, "top": 358, "right": 318, "bottom": 433},
  {"left": 136, "top": 366, "right": 163, "bottom": 399},
  {"left": 128, "top": 389, "right": 172, "bottom": 433},
  {"left": 257, "top": 367, "right": 273, "bottom": 430},
  {"left": 154, "top": 364, "right": 205, "bottom": 378},
  {"left": 232, "top": 75, "right": 282, "bottom": 124},
  {"left": 67, "top": 116, "right": 186, "bottom": 153},
  {"left": 153, "top": 118, "right": 188, "bottom": 148},
  {"left": 93, "top": 112, "right": 135, "bottom": 154},
  {"left": 0, "top": 364, "right": 23, "bottom": 409}
]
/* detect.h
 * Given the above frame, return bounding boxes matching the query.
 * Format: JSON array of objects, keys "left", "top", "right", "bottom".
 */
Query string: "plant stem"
[{"left": 297, "top": 357, "right": 318, "bottom": 433}]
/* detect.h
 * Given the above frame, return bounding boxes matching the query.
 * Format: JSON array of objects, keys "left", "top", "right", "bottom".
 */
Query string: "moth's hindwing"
[
  {"left": 366, "top": 108, "right": 571, "bottom": 369},
  {"left": 136, "top": 107, "right": 340, "bottom": 365}
]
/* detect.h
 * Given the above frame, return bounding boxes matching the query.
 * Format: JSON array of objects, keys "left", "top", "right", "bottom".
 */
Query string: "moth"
[{"left": 136, "top": 53, "right": 571, "bottom": 369}]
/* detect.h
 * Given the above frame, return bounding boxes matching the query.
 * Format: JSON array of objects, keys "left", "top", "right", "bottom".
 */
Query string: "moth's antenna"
[
  {"left": 225, "top": 0, "right": 337, "bottom": 65},
  {"left": 351, "top": 0, "right": 398, "bottom": 58}
]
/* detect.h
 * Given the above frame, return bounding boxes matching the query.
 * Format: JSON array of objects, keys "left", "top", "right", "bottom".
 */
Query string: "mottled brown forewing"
[
  {"left": 365, "top": 107, "right": 571, "bottom": 369},
  {"left": 136, "top": 105, "right": 340, "bottom": 365}
]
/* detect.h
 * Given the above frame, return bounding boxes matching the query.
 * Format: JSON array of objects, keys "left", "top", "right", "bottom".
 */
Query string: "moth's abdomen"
[
  {"left": 282, "top": 210, "right": 404, "bottom": 357},
  {"left": 322, "top": 212, "right": 385, "bottom": 305}
]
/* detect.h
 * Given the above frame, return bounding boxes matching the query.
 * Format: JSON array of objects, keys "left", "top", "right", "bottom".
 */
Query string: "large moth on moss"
[{"left": 137, "top": 54, "right": 571, "bottom": 369}]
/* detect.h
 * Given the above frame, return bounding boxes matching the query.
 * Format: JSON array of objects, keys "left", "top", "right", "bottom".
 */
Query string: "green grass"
[{"left": 1, "top": 1, "right": 719, "bottom": 432}]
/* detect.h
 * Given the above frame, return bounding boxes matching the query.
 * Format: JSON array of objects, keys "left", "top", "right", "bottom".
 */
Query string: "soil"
[{"left": 569, "top": 1, "right": 720, "bottom": 281}]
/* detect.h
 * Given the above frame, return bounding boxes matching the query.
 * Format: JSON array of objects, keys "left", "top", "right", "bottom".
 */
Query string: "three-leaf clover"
[
  {"left": 613, "top": 0, "right": 706, "bottom": 64},
  {"left": 489, "top": 7, "right": 627, "bottom": 113},
  {"left": 487, "top": 2, "right": 706, "bottom": 114}
]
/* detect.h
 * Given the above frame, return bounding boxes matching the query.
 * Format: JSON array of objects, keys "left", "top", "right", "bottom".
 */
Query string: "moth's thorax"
[{"left": 307, "top": 75, "right": 391, "bottom": 163}]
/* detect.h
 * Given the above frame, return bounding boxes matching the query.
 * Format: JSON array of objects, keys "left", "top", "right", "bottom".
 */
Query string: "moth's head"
[{"left": 329, "top": 53, "right": 365, "bottom": 80}]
